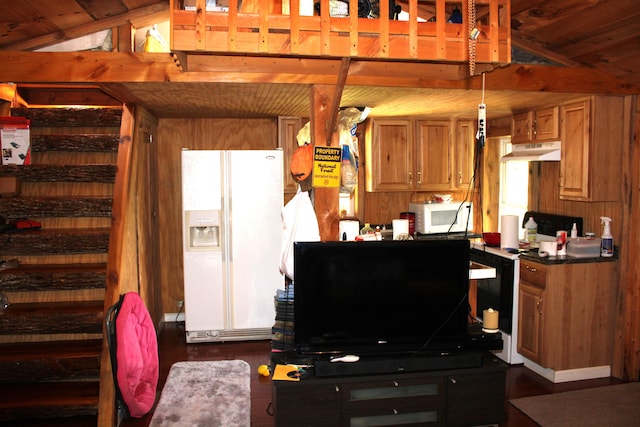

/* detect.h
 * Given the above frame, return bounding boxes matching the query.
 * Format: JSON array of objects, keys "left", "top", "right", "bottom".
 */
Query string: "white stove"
[{"left": 470, "top": 242, "right": 523, "bottom": 365}]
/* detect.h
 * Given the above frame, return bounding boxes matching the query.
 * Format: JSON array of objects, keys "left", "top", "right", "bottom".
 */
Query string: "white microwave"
[{"left": 409, "top": 201, "right": 473, "bottom": 235}]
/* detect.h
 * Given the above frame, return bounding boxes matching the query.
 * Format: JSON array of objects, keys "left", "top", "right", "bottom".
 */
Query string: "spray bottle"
[{"left": 600, "top": 217, "right": 613, "bottom": 257}]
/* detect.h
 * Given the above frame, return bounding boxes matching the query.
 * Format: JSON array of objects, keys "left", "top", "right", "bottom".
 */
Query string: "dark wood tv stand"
[{"left": 272, "top": 352, "right": 507, "bottom": 426}]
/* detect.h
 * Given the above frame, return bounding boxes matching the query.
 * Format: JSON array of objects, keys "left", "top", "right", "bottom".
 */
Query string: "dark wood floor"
[{"left": 122, "top": 322, "right": 625, "bottom": 427}]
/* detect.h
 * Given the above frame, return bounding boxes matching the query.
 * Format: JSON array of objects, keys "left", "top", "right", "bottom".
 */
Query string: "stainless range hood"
[{"left": 501, "top": 141, "right": 561, "bottom": 162}]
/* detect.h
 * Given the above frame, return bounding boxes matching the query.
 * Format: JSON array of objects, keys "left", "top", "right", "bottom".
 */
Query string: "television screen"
[{"left": 293, "top": 239, "right": 471, "bottom": 356}]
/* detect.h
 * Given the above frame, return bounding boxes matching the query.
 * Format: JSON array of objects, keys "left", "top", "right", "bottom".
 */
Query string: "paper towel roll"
[
  {"left": 392, "top": 219, "right": 409, "bottom": 240},
  {"left": 540, "top": 241, "right": 557, "bottom": 256},
  {"left": 500, "top": 215, "right": 519, "bottom": 250},
  {"left": 339, "top": 220, "right": 360, "bottom": 241}
]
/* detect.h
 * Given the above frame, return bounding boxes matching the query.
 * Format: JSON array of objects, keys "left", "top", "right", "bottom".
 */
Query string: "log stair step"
[
  {"left": 0, "top": 263, "right": 106, "bottom": 292},
  {"left": 0, "top": 228, "right": 110, "bottom": 256},
  {"left": 0, "top": 301, "right": 104, "bottom": 335},
  {"left": 11, "top": 107, "right": 122, "bottom": 128},
  {"left": 0, "top": 339, "right": 102, "bottom": 384},
  {"left": 31, "top": 135, "right": 119, "bottom": 153},
  {"left": 0, "top": 197, "right": 113, "bottom": 218},
  {"left": 0, "top": 164, "right": 116, "bottom": 183},
  {"left": 0, "top": 382, "right": 99, "bottom": 421}
]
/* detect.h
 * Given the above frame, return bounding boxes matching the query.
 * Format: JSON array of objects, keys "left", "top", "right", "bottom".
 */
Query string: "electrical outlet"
[{"left": 177, "top": 300, "right": 184, "bottom": 309}]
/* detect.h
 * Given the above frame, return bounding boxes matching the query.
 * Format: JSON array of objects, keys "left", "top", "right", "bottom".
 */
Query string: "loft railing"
[{"left": 170, "top": 0, "right": 510, "bottom": 64}]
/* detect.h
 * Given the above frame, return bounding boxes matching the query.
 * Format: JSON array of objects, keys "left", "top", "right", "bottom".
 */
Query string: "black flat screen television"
[{"left": 293, "top": 239, "right": 471, "bottom": 356}]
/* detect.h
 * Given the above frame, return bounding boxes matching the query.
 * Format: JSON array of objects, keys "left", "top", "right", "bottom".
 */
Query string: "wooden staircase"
[{"left": 0, "top": 107, "right": 121, "bottom": 425}]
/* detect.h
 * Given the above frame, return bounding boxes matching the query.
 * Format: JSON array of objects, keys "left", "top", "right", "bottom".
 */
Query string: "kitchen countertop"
[
  {"left": 518, "top": 249, "right": 618, "bottom": 265},
  {"left": 471, "top": 240, "right": 618, "bottom": 264}
]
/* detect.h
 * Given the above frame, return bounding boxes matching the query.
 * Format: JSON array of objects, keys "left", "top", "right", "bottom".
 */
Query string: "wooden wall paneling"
[
  {"left": 487, "top": 116, "right": 512, "bottom": 138},
  {"left": 535, "top": 162, "right": 622, "bottom": 240},
  {"left": 155, "top": 118, "right": 278, "bottom": 314},
  {"left": 619, "top": 95, "right": 640, "bottom": 380},
  {"left": 481, "top": 137, "right": 502, "bottom": 233},
  {"left": 363, "top": 191, "right": 413, "bottom": 226},
  {"left": 131, "top": 106, "right": 162, "bottom": 323}
]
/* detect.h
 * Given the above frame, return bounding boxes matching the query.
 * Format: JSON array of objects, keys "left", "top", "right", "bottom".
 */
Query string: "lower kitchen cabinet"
[
  {"left": 272, "top": 353, "right": 506, "bottom": 426},
  {"left": 518, "top": 259, "right": 618, "bottom": 370}
]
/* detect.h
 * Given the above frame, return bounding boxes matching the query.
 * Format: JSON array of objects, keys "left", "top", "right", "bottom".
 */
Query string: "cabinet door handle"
[
  {"left": 393, "top": 381, "right": 399, "bottom": 387},
  {"left": 408, "top": 171, "right": 413, "bottom": 185},
  {"left": 537, "top": 298, "right": 543, "bottom": 315},
  {"left": 335, "top": 385, "right": 340, "bottom": 392},
  {"left": 417, "top": 171, "right": 422, "bottom": 185},
  {"left": 525, "top": 265, "right": 537, "bottom": 272},
  {"left": 458, "top": 171, "right": 462, "bottom": 184},
  {"left": 450, "top": 378, "right": 457, "bottom": 384}
]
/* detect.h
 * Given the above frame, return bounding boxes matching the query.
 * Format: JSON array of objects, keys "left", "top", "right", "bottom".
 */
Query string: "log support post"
[{"left": 310, "top": 85, "right": 340, "bottom": 241}]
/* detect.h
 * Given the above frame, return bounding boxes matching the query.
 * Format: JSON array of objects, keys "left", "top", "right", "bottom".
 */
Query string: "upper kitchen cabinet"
[
  {"left": 365, "top": 119, "right": 413, "bottom": 191},
  {"left": 559, "top": 96, "right": 625, "bottom": 202},
  {"left": 365, "top": 118, "right": 473, "bottom": 192},
  {"left": 454, "top": 120, "right": 476, "bottom": 190},
  {"left": 170, "top": 0, "right": 510, "bottom": 64},
  {"left": 511, "top": 106, "right": 559, "bottom": 144},
  {"left": 415, "top": 120, "right": 452, "bottom": 190}
]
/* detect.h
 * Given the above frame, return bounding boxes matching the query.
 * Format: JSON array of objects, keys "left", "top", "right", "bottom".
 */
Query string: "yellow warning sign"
[{"left": 312, "top": 146, "right": 341, "bottom": 188}]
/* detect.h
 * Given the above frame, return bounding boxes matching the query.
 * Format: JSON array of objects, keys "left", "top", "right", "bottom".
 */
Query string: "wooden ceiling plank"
[
  {"left": 1, "top": 2, "right": 169, "bottom": 51},
  {"left": 0, "top": 2, "right": 65, "bottom": 46},
  {"left": 21, "top": 0, "right": 91, "bottom": 35},
  {"left": 75, "top": 0, "right": 128, "bottom": 20},
  {"left": 512, "top": 0, "right": 639, "bottom": 46},
  {"left": 552, "top": 14, "right": 640, "bottom": 59},
  {"left": 509, "top": 0, "right": 545, "bottom": 16},
  {"left": 511, "top": 0, "right": 603, "bottom": 35}
]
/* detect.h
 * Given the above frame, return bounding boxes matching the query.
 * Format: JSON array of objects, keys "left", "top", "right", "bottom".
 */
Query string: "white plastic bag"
[{"left": 280, "top": 187, "right": 320, "bottom": 280}]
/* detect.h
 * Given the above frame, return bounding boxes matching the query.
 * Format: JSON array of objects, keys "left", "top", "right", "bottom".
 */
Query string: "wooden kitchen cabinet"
[
  {"left": 512, "top": 106, "right": 559, "bottom": 144},
  {"left": 366, "top": 118, "right": 473, "bottom": 192},
  {"left": 453, "top": 120, "right": 476, "bottom": 190},
  {"left": 365, "top": 119, "right": 413, "bottom": 191},
  {"left": 559, "top": 96, "right": 624, "bottom": 201},
  {"left": 518, "top": 259, "right": 618, "bottom": 371},
  {"left": 517, "top": 262, "right": 547, "bottom": 363},
  {"left": 415, "top": 120, "right": 452, "bottom": 190}
]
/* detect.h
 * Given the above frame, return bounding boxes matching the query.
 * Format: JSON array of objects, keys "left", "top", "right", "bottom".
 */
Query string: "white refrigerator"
[{"left": 181, "top": 149, "right": 284, "bottom": 343}]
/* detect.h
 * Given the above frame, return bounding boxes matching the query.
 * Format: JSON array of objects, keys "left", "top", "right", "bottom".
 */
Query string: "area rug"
[
  {"left": 510, "top": 382, "right": 640, "bottom": 427},
  {"left": 150, "top": 360, "right": 250, "bottom": 427}
]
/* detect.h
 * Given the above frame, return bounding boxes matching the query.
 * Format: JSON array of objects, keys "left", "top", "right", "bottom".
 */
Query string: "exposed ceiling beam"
[
  {"left": 326, "top": 57, "right": 351, "bottom": 145},
  {"left": 1, "top": 2, "right": 169, "bottom": 51},
  {"left": 0, "top": 52, "right": 639, "bottom": 95}
]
